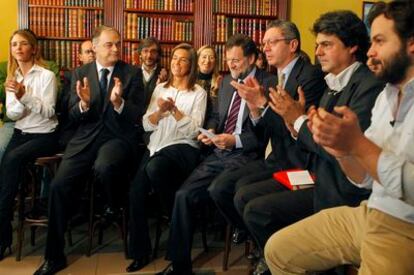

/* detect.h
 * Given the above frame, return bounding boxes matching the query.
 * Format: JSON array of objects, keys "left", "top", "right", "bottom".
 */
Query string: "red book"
[{"left": 273, "top": 169, "right": 316, "bottom": 190}]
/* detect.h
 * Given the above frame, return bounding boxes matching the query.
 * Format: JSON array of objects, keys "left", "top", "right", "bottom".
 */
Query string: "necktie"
[
  {"left": 324, "top": 89, "right": 342, "bottom": 113},
  {"left": 278, "top": 72, "right": 286, "bottom": 88},
  {"left": 224, "top": 90, "right": 242, "bottom": 134},
  {"left": 99, "top": 68, "right": 110, "bottom": 96}
]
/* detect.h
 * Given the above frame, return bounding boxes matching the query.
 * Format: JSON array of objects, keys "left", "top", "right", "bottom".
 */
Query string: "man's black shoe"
[
  {"left": 232, "top": 228, "right": 247, "bottom": 244},
  {"left": 101, "top": 206, "right": 120, "bottom": 227},
  {"left": 0, "top": 245, "right": 11, "bottom": 261},
  {"left": 33, "top": 258, "right": 67, "bottom": 275},
  {"left": 126, "top": 255, "right": 150, "bottom": 272},
  {"left": 156, "top": 262, "right": 193, "bottom": 275}
]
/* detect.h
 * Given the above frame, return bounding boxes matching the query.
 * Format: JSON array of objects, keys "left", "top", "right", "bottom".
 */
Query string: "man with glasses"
[
  {"left": 241, "top": 11, "right": 383, "bottom": 275},
  {"left": 34, "top": 25, "right": 145, "bottom": 275},
  {"left": 208, "top": 20, "right": 326, "bottom": 275},
  {"left": 158, "top": 34, "right": 276, "bottom": 275}
]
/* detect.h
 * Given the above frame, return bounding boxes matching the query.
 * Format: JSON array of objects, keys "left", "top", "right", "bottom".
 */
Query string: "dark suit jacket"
[
  {"left": 207, "top": 68, "right": 277, "bottom": 156},
  {"left": 65, "top": 60, "right": 145, "bottom": 159},
  {"left": 140, "top": 65, "right": 162, "bottom": 111},
  {"left": 297, "top": 64, "right": 385, "bottom": 211},
  {"left": 256, "top": 57, "right": 326, "bottom": 170}
]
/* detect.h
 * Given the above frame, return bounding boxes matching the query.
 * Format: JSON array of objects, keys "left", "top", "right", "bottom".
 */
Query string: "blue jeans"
[{"left": 0, "top": 122, "right": 15, "bottom": 164}]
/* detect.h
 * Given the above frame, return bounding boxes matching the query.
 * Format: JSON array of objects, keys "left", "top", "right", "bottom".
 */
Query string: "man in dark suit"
[
  {"left": 34, "top": 25, "right": 145, "bottom": 275},
  {"left": 207, "top": 21, "right": 326, "bottom": 255},
  {"left": 159, "top": 34, "right": 276, "bottom": 275},
  {"left": 233, "top": 11, "right": 385, "bottom": 275}
]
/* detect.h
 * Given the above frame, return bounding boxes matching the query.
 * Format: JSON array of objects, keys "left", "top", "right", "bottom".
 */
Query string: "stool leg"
[
  {"left": 86, "top": 181, "right": 95, "bottom": 257},
  {"left": 16, "top": 189, "right": 25, "bottom": 261},
  {"left": 222, "top": 224, "right": 232, "bottom": 271},
  {"left": 30, "top": 227, "right": 36, "bottom": 246},
  {"left": 122, "top": 208, "right": 129, "bottom": 259},
  {"left": 153, "top": 216, "right": 162, "bottom": 259}
]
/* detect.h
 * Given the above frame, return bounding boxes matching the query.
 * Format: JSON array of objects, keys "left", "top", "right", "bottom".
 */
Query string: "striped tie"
[{"left": 224, "top": 90, "right": 242, "bottom": 134}]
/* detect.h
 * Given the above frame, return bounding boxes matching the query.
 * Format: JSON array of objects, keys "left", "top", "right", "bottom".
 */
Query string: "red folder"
[{"left": 273, "top": 169, "right": 316, "bottom": 190}]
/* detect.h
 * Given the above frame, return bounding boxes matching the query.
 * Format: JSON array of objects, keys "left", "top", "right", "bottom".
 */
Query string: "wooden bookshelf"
[{"left": 18, "top": 0, "right": 288, "bottom": 70}]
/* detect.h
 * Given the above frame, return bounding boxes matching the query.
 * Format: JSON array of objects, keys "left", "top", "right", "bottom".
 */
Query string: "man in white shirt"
[{"left": 265, "top": 1, "right": 414, "bottom": 274}]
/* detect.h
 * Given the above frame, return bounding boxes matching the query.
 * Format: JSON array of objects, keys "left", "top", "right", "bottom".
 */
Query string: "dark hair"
[
  {"left": 312, "top": 10, "right": 370, "bottom": 63},
  {"left": 256, "top": 49, "right": 268, "bottom": 69},
  {"left": 367, "top": 1, "right": 414, "bottom": 43},
  {"left": 138, "top": 37, "right": 162, "bottom": 60},
  {"left": 267, "top": 19, "right": 301, "bottom": 53},
  {"left": 225, "top": 33, "right": 258, "bottom": 61},
  {"left": 164, "top": 43, "right": 198, "bottom": 90}
]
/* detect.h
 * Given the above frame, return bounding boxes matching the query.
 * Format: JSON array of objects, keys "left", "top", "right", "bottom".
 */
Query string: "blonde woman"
[{"left": 0, "top": 29, "right": 58, "bottom": 260}]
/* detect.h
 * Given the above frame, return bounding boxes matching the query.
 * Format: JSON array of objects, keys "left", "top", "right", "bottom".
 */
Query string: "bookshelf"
[{"left": 18, "top": 0, "right": 288, "bottom": 70}]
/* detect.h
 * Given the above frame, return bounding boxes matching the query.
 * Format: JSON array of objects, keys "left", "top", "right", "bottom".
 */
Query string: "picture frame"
[{"left": 362, "top": 1, "right": 375, "bottom": 32}]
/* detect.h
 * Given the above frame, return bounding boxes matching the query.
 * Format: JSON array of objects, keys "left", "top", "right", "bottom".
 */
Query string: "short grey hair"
[
  {"left": 266, "top": 20, "right": 301, "bottom": 53},
  {"left": 92, "top": 25, "right": 120, "bottom": 45}
]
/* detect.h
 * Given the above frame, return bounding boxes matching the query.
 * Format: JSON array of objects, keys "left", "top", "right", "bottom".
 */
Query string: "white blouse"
[
  {"left": 143, "top": 83, "right": 207, "bottom": 156},
  {"left": 6, "top": 64, "right": 58, "bottom": 133}
]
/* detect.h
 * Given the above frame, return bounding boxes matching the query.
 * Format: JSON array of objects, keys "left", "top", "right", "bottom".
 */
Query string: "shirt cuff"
[
  {"left": 235, "top": 134, "right": 242, "bottom": 149},
  {"left": 294, "top": 115, "right": 308, "bottom": 133},
  {"left": 114, "top": 99, "right": 125, "bottom": 114},
  {"left": 377, "top": 150, "right": 404, "bottom": 199}
]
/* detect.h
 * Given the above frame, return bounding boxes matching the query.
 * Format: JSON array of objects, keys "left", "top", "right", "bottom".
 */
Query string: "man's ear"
[
  {"left": 349, "top": 45, "right": 358, "bottom": 56},
  {"left": 407, "top": 37, "right": 414, "bottom": 55}
]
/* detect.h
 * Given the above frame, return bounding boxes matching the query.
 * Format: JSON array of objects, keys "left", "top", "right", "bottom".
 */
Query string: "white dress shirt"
[
  {"left": 6, "top": 64, "right": 58, "bottom": 133},
  {"left": 353, "top": 78, "right": 414, "bottom": 224},
  {"left": 143, "top": 83, "right": 207, "bottom": 156}
]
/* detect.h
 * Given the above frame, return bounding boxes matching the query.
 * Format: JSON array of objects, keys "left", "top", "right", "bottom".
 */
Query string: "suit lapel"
[
  {"left": 284, "top": 58, "right": 303, "bottom": 98},
  {"left": 221, "top": 77, "right": 235, "bottom": 126},
  {"left": 89, "top": 62, "right": 102, "bottom": 111}
]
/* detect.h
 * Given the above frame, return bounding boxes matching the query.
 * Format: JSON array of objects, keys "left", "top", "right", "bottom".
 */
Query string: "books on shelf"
[
  {"left": 124, "top": 13, "right": 193, "bottom": 42},
  {"left": 214, "top": 15, "right": 270, "bottom": 44},
  {"left": 39, "top": 40, "right": 81, "bottom": 69},
  {"left": 29, "top": 0, "right": 104, "bottom": 7},
  {"left": 30, "top": 7, "right": 103, "bottom": 38},
  {"left": 213, "top": 0, "right": 277, "bottom": 16},
  {"left": 124, "top": 0, "right": 193, "bottom": 12}
]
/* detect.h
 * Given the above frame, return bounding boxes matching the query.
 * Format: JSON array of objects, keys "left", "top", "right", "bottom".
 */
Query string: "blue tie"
[{"left": 99, "top": 68, "right": 110, "bottom": 97}]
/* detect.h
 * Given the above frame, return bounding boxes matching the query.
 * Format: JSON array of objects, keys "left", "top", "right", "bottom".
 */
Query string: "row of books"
[
  {"left": 215, "top": 15, "right": 271, "bottom": 44},
  {"left": 213, "top": 0, "right": 277, "bottom": 16},
  {"left": 214, "top": 44, "right": 229, "bottom": 72},
  {"left": 39, "top": 40, "right": 82, "bottom": 69},
  {"left": 29, "top": 0, "right": 104, "bottom": 7},
  {"left": 124, "top": 13, "right": 193, "bottom": 42},
  {"left": 124, "top": 0, "right": 193, "bottom": 12},
  {"left": 30, "top": 7, "right": 104, "bottom": 38},
  {"left": 123, "top": 42, "right": 174, "bottom": 69}
]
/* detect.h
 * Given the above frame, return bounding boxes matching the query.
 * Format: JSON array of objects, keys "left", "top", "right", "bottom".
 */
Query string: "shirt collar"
[
  {"left": 240, "top": 66, "right": 257, "bottom": 83},
  {"left": 96, "top": 61, "right": 114, "bottom": 75},
  {"left": 15, "top": 64, "right": 42, "bottom": 79},
  {"left": 325, "top": 61, "right": 361, "bottom": 91},
  {"left": 278, "top": 56, "right": 299, "bottom": 87}
]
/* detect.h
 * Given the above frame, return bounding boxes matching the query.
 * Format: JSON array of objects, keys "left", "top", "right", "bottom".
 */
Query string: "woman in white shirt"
[
  {"left": 0, "top": 29, "right": 58, "bottom": 260},
  {"left": 126, "top": 43, "right": 207, "bottom": 272}
]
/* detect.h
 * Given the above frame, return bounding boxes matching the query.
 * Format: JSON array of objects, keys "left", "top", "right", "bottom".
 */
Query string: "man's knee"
[
  {"left": 265, "top": 231, "right": 290, "bottom": 273},
  {"left": 208, "top": 177, "right": 228, "bottom": 202}
]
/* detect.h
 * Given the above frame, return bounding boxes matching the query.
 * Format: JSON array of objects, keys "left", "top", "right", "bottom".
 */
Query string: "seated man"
[
  {"left": 233, "top": 10, "right": 384, "bottom": 275},
  {"left": 208, "top": 19, "right": 326, "bottom": 252},
  {"left": 265, "top": 1, "right": 414, "bottom": 274},
  {"left": 34, "top": 25, "right": 144, "bottom": 275},
  {"left": 160, "top": 33, "right": 277, "bottom": 275}
]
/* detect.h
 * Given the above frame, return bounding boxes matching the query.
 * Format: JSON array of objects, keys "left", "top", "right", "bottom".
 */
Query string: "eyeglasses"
[
  {"left": 82, "top": 50, "right": 94, "bottom": 55},
  {"left": 262, "top": 38, "right": 291, "bottom": 47}
]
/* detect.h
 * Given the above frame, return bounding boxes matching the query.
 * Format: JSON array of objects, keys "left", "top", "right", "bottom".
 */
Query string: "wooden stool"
[
  {"left": 222, "top": 223, "right": 251, "bottom": 271},
  {"left": 86, "top": 177, "right": 128, "bottom": 258},
  {"left": 15, "top": 154, "right": 63, "bottom": 261}
]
